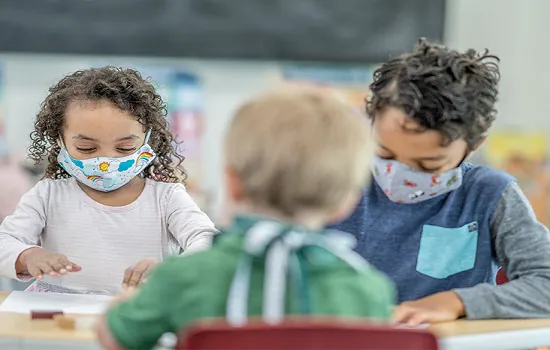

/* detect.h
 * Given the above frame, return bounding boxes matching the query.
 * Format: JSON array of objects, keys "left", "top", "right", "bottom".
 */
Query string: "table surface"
[
  {"left": 1, "top": 292, "right": 550, "bottom": 342},
  {"left": 0, "top": 292, "right": 96, "bottom": 342}
]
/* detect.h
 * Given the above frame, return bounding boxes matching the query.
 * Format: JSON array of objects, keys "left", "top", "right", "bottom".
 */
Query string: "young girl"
[{"left": 0, "top": 67, "right": 218, "bottom": 295}]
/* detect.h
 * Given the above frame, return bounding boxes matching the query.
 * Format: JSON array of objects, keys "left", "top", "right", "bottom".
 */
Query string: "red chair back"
[
  {"left": 496, "top": 268, "right": 509, "bottom": 285},
  {"left": 178, "top": 319, "right": 439, "bottom": 350}
]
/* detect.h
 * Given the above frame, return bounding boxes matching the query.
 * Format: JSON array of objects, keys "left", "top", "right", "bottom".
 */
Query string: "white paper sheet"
[
  {"left": 0, "top": 291, "right": 113, "bottom": 314},
  {"left": 395, "top": 323, "right": 430, "bottom": 329}
]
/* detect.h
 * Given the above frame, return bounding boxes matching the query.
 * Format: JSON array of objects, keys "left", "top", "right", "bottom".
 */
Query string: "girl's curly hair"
[
  {"left": 368, "top": 38, "right": 500, "bottom": 149},
  {"left": 28, "top": 66, "right": 186, "bottom": 183}
]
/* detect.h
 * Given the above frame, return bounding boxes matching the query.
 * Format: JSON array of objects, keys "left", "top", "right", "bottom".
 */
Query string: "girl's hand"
[
  {"left": 121, "top": 258, "right": 158, "bottom": 289},
  {"left": 16, "top": 247, "right": 82, "bottom": 280},
  {"left": 110, "top": 286, "right": 138, "bottom": 306}
]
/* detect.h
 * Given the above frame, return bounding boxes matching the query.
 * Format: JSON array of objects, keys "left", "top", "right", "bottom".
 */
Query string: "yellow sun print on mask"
[{"left": 99, "top": 162, "right": 110, "bottom": 172}]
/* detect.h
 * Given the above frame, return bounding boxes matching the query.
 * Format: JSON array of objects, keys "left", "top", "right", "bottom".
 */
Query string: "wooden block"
[
  {"left": 31, "top": 310, "right": 63, "bottom": 319},
  {"left": 54, "top": 315, "right": 76, "bottom": 330},
  {"left": 54, "top": 314, "right": 98, "bottom": 331}
]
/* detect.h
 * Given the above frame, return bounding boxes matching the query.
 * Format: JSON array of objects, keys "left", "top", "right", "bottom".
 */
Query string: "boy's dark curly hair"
[
  {"left": 368, "top": 38, "right": 500, "bottom": 149},
  {"left": 28, "top": 66, "right": 186, "bottom": 183}
]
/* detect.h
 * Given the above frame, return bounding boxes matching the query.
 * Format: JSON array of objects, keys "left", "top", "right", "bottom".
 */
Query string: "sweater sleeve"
[
  {"left": 107, "top": 258, "right": 191, "bottom": 350},
  {"left": 0, "top": 181, "right": 47, "bottom": 279},
  {"left": 454, "top": 182, "right": 550, "bottom": 319},
  {"left": 165, "top": 184, "right": 219, "bottom": 254}
]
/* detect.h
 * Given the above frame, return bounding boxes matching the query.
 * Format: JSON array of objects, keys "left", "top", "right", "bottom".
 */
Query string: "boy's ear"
[
  {"left": 471, "top": 135, "right": 487, "bottom": 152},
  {"left": 225, "top": 165, "right": 245, "bottom": 202},
  {"left": 464, "top": 135, "right": 487, "bottom": 161}
]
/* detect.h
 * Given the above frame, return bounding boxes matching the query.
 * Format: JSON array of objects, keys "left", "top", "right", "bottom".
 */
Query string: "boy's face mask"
[
  {"left": 57, "top": 130, "right": 156, "bottom": 192},
  {"left": 371, "top": 156, "right": 463, "bottom": 204}
]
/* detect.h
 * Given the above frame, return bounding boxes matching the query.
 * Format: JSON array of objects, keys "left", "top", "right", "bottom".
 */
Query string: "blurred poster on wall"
[
  {"left": 138, "top": 67, "right": 207, "bottom": 209},
  {"left": 167, "top": 71, "right": 204, "bottom": 191},
  {"left": 482, "top": 131, "right": 550, "bottom": 225},
  {"left": 0, "top": 61, "right": 5, "bottom": 157},
  {"left": 278, "top": 64, "right": 374, "bottom": 111}
]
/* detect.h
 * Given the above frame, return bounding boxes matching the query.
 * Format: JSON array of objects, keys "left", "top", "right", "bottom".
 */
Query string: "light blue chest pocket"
[{"left": 416, "top": 222, "right": 479, "bottom": 279}]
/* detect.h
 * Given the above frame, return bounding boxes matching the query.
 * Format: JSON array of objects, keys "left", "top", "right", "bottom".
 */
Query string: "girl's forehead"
[{"left": 64, "top": 100, "right": 144, "bottom": 139}]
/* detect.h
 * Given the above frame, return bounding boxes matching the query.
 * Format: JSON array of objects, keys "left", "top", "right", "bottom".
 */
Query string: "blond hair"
[{"left": 226, "top": 88, "right": 373, "bottom": 217}]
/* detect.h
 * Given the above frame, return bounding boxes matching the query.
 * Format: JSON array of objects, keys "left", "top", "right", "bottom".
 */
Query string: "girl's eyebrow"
[
  {"left": 73, "top": 134, "right": 96, "bottom": 141},
  {"left": 116, "top": 134, "right": 140, "bottom": 142},
  {"left": 72, "top": 134, "right": 139, "bottom": 142}
]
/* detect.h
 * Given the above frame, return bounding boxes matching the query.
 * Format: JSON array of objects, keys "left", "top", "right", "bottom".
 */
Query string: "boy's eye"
[
  {"left": 419, "top": 164, "right": 442, "bottom": 173},
  {"left": 376, "top": 151, "right": 394, "bottom": 160}
]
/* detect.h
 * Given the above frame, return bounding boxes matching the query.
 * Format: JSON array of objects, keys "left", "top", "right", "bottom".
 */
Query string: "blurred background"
[{"left": 0, "top": 0, "right": 548, "bottom": 234}]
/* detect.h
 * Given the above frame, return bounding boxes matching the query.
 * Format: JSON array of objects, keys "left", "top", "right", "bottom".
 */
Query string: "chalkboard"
[{"left": 0, "top": 0, "right": 445, "bottom": 62}]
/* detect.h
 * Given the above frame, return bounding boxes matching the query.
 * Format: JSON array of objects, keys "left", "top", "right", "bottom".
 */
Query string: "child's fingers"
[
  {"left": 50, "top": 261, "right": 67, "bottom": 274},
  {"left": 128, "top": 269, "right": 144, "bottom": 287},
  {"left": 392, "top": 304, "right": 416, "bottom": 324},
  {"left": 122, "top": 266, "right": 134, "bottom": 287},
  {"left": 37, "top": 262, "right": 56, "bottom": 277},
  {"left": 27, "top": 265, "right": 43, "bottom": 280},
  {"left": 70, "top": 263, "right": 82, "bottom": 272},
  {"left": 129, "top": 260, "right": 153, "bottom": 287},
  {"left": 122, "top": 260, "right": 156, "bottom": 288},
  {"left": 405, "top": 313, "right": 428, "bottom": 327},
  {"left": 58, "top": 256, "right": 73, "bottom": 270}
]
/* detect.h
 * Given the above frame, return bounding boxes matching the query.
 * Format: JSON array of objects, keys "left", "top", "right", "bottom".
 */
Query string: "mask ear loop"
[
  {"left": 57, "top": 134, "right": 67, "bottom": 149},
  {"left": 143, "top": 130, "right": 152, "bottom": 145}
]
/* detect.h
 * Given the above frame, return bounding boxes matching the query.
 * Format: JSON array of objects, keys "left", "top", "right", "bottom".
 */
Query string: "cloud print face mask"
[{"left": 57, "top": 131, "right": 156, "bottom": 192}]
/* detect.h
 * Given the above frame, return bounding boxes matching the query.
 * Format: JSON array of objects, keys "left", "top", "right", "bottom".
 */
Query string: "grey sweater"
[{"left": 455, "top": 182, "right": 550, "bottom": 318}]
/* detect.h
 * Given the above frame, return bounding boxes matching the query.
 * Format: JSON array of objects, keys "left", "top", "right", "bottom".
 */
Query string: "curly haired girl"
[{"left": 0, "top": 67, "right": 217, "bottom": 295}]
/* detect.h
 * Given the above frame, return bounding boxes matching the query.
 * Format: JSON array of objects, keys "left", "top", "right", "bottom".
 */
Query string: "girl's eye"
[
  {"left": 118, "top": 148, "right": 137, "bottom": 153},
  {"left": 76, "top": 147, "right": 96, "bottom": 153}
]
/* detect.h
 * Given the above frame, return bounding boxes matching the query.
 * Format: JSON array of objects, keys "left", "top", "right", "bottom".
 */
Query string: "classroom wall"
[
  {"left": 445, "top": 0, "right": 550, "bottom": 131},
  {"left": 0, "top": 56, "right": 280, "bottom": 213},
  {"left": 1, "top": 0, "right": 549, "bottom": 217}
]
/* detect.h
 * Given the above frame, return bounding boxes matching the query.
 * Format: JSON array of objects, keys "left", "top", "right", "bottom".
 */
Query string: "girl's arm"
[
  {"left": 0, "top": 182, "right": 47, "bottom": 279},
  {"left": 166, "top": 184, "right": 219, "bottom": 254}
]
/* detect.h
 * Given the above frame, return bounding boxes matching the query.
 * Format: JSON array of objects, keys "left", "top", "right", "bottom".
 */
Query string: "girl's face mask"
[
  {"left": 57, "top": 130, "right": 156, "bottom": 192},
  {"left": 371, "top": 156, "right": 463, "bottom": 204}
]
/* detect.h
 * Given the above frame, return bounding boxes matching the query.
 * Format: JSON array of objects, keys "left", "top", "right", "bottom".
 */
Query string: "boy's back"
[
  {"left": 99, "top": 88, "right": 395, "bottom": 350},
  {"left": 107, "top": 217, "right": 394, "bottom": 350}
]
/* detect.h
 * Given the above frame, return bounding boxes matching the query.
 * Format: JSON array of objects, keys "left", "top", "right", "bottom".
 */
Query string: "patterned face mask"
[
  {"left": 371, "top": 156, "right": 463, "bottom": 204},
  {"left": 57, "top": 131, "right": 156, "bottom": 192}
]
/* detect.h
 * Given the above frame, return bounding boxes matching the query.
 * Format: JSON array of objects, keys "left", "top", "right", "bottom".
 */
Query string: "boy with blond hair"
[{"left": 97, "top": 88, "right": 395, "bottom": 350}]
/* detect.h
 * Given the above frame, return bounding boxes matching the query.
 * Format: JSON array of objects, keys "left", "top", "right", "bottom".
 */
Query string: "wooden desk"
[
  {"left": 431, "top": 318, "right": 550, "bottom": 350},
  {"left": 0, "top": 292, "right": 99, "bottom": 350},
  {"left": 1, "top": 291, "right": 550, "bottom": 349}
]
